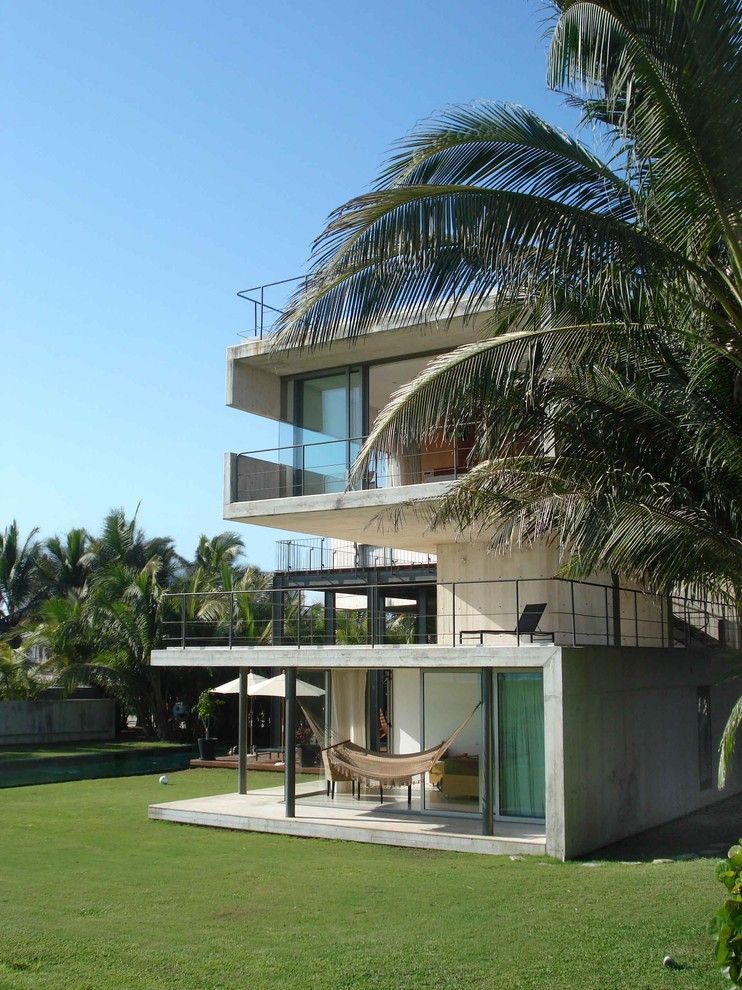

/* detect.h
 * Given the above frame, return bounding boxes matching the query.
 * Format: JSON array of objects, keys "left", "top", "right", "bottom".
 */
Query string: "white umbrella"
[
  {"left": 210, "top": 672, "right": 324, "bottom": 697},
  {"left": 210, "top": 672, "right": 268, "bottom": 695},
  {"left": 250, "top": 672, "right": 325, "bottom": 698}
]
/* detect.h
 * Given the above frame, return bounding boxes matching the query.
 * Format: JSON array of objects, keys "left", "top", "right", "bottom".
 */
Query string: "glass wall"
[
  {"left": 422, "top": 671, "right": 481, "bottom": 814},
  {"left": 291, "top": 369, "right": 363, "bottom": 494},
  {"left": 497, "top": 671, "right": 545, "bottom": 819}
]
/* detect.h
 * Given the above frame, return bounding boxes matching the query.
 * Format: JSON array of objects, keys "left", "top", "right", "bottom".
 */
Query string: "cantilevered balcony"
[{"left": 223, "top": 431, "right": 474, "bottom": 546}]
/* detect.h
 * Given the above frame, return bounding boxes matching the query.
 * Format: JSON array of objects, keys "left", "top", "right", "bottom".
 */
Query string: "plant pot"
[
  {"left": 198, "top": 738, "right": 217, "bottom": 761},
  {"left": 300, "top": 743, "right": 321, "bottom": 767}
]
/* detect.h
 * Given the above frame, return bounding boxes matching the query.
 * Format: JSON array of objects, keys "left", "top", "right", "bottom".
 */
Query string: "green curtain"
[{"left": 497, "top": 672, "right": 545, "bottom": 819}]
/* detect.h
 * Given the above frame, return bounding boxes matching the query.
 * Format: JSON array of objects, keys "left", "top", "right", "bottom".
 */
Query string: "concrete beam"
[{"left": 151, "top": 644, "right": 559, "bottom": 669}]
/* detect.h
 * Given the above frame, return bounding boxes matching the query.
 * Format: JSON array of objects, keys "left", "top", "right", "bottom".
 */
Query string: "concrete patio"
[{"left": 149, "top": 782, "right": 547, "bottom": 856}]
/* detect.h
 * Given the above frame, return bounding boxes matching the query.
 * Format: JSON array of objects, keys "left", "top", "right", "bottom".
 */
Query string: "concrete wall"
[
  {"left": 557, "top": 648, "right": 742, "bottom": 858},
  {"left": 436, "top": 544, "right": 667, "bottom": 648},
  {"left": 0, "top": 699, "right": 116, "bottom": 745}
]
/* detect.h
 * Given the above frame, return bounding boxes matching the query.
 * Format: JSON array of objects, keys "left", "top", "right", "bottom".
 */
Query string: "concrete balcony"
[{"left": 222, "top": 434, "right": 470, "bottom": 548}]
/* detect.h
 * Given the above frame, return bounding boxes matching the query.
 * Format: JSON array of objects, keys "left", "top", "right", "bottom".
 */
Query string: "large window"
[
  {"left": 423, "top": 671, "right": 482, "bottom": 814},
  {"left": 290, "top": 369, "right": 363, "bottom": 494}
]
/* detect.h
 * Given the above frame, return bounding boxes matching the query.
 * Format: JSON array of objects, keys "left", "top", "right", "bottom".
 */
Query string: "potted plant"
[
  {"left": 296, "top": 723, "right": 320, "bottom": 768},
  {"left": 194, "top": 689, "right": 222, "bottom": 761}
]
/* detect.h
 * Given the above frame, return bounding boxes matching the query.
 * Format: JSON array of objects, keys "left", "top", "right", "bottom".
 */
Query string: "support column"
[
  {"left": 481, "top": 667, "right": 494, "bottom": 836},
  {"left": 324, "top": 591, "right": 336, "bottom": 645},
  {"left": 238, "top": 668, "right": 248, "bottom": 795},
  {"left": 367, "top": 585, "right": 381, "bottom": 645},
  {"left": 271, "top": 579, "right": 284, "bottom": 645},
  {"left": 284, "top": 667, "right": 296, "bottom": 817},
  {"left": 416, "top": 588, "right": 430, "bottom": 644}
]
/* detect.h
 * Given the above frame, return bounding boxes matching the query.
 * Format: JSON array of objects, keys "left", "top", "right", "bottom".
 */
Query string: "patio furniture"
[
  {"left": 430, "top": 755, "right": 479, "bottom": 800},
  {"left": 459, "top": 603, "right": 555, "bottom": 644}
]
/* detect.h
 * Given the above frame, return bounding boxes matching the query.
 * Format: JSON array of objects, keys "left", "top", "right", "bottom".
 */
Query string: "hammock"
[{"left": 300, "top": 701, "right": 481, "bottom": 787}]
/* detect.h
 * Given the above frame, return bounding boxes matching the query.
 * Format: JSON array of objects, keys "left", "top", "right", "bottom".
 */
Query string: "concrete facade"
[
  {"left": 0, "top": 698, "right": 116, "bottom": 745},
  {"left": 558, "top": 649, "right": 742, "bottom": 858},
  {"left": 145, "top": 279, "right": 742, "bottom": 859},
  {"left": 151, "top": 644, "right": 741, "bottom": 857}
]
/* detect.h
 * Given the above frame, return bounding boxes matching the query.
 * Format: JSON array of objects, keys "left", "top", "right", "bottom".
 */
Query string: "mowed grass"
[{"left": 0, "top": 769, "right": 724, "bottom": 990}]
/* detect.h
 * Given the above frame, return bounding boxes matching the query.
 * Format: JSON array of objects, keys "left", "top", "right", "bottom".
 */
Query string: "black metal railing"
[
  {"left": 275, "top": 538, "right": 436, "bottom": 573},
  {"left": 160, "top": 578, "right": 739, "bottom": 652},
  {"left": 236, "top": 276, "right": 307, "bottom": 340}
]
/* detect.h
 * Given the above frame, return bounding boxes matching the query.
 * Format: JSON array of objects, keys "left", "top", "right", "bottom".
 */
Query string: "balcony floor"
[{"left": 149, "top": 782, "right": 546, "bottom": 856}]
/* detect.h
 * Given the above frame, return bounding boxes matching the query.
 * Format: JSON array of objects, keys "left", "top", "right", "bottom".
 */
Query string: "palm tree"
[
  {"left": 0, "top": 521, "right": 44, "bottom": 639},
  {"left": 273, "top": 0, "right": 740, "bottom": 600},
  {"left": 0, "top": 641, "right": 40, "bottom": 700},
  {"left": 38, "top": 528, "right": 91, "bottom": 600},
  {"left": 87, "top": 508, "right": 182, "bottom": 586}
]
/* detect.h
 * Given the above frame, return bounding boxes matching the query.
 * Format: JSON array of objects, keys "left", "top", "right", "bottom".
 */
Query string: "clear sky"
[{"left": 3, "top": 0, "right": 578, "bottom": 569}]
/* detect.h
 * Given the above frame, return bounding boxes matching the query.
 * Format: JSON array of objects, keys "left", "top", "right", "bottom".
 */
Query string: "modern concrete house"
[{"left": 150, "top": 277, "right": 741, "bottom": 859}]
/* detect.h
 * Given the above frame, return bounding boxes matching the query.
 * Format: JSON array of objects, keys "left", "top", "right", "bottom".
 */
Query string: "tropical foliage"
[
  {"left": 0, "top": 513, "right": 269, "bottom": 738},
  {"left": 274, "top": 0, "right": 741, "bottom": 604},
  {"left": 711, "top": 840, "right": 742, "bottom": 988}
]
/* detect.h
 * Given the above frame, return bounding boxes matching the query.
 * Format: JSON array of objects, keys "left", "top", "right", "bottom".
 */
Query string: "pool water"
[{"left": 0, "top": 747, "right": 196, "bottom": 788}]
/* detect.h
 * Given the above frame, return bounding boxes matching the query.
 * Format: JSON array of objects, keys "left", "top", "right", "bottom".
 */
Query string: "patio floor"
[{"left": 148, "top": 782, "right": 547, "bottom": 856}]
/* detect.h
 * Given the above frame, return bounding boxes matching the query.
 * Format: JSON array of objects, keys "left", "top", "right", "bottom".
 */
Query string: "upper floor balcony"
[{"left": 223, "top": 428, "right": 474, "bottom": 547}]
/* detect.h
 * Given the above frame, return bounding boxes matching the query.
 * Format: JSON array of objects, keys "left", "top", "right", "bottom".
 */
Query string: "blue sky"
[{"left": 3, "top": 0, "right": 578, "bottom": 569}]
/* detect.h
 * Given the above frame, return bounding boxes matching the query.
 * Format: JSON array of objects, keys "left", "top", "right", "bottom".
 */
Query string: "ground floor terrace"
[
  {"left": 151, "top": 643, "right": 742, "bottom": 859},
  {"left": 150, "top": 781, "right": 546, "bottom": 855}
]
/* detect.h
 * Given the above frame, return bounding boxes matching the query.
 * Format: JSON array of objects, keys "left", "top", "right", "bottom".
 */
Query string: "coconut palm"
[
  {"left": 274, "top": 0, "right": 741, "bottom": 599},
  {"left": 0, "top": 640, "right": 40, "bottom": 700},
  {"left": 87, "top": 508, "right": 183, "bottom": 586},
  {"left": 0, "top": 521, "right": 44, "bottom": 638},
  {"left": 38, "top": 528, "right": 91, "bottom": 600}
]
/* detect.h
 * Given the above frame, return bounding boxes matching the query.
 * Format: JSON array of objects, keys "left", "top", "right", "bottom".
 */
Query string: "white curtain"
[{"left": 331, "top": 669, "right": 367, "bottom": 745}]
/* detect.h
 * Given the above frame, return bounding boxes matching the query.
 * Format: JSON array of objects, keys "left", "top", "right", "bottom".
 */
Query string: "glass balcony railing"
[{"left": 231, "top": 433, "right": 475, "bottom": 503}]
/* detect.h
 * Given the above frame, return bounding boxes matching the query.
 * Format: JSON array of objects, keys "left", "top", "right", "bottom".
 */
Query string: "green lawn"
[{"left": 0, "top": 769, "right": 724, "bottom": 990}]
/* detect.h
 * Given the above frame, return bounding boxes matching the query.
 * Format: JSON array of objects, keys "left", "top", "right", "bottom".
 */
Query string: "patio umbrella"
[
  {"left": 210, "top": 672, "right": 324, "bottom": 697},
  {"left": 249, "top": 672, "right": 325, "bottom": 697},
  {"left": 210, "top": 672, "right": 269, "bottom": 695}
]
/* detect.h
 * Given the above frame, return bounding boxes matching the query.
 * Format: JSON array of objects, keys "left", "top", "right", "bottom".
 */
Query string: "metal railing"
[
  {"left": 276, "top": 538, "right": 436, "bottom": 573},
  {"left": 160, "top": 578, "right": 739, "bottom": 652},
  {"left": 233, "top": 432, "right": 474, "bottom": 502},
  {"left": 236, "top": 276, "right": 307, "bottom": 340}
]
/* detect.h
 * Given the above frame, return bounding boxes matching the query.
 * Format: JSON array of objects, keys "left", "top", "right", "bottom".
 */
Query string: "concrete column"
[
  {"left": 324, "top": 591, "right": 336, "bottom": 645},
  {"left": 284, "top": 667, "right": 296, "bottom": 817},
  {"left": 481, "top": 668, "right": 494, "bottom": 836},
  {"left": 238, "top": 668, "right": 248, "bottom": 795},
  {"left": 416, "top": 589, "right": 429, "bottom": 644},
  {"left": 367, "top": 585, "right": 381, "bottom": 645},
  {"left": 271, "top": 579, "right": 284, "bottom": 645}
]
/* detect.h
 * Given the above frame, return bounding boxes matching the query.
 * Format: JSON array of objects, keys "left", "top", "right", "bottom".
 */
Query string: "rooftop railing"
[
  {"left": 236, "top": 276, "right": 306, "bottom": 340},
  {"left": 160, "top": 578, "right": 738, "bottom": 652},
  {"left": 275, "top": 538, "right": 436, "bottom": 573}
]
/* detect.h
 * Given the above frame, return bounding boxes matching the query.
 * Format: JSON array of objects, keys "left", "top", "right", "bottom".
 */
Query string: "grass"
[
  {"left": 0, "top": 768, "right": 724, "bottom": 990},
  {"left": 0, "top": 740, "right": 191, "bottom": 762}
]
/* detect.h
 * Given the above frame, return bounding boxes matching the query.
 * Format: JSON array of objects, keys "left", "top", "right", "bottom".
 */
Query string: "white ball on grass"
[
  {"left": 159, "top": 774, "right": 169, "bottom": 785},
  {"left": 662, "top": 956, "right": 675, "bottom": 968}
]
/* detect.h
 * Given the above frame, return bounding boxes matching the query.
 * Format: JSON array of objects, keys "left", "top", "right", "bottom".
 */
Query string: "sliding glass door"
[
  {"left": 497, "top": 671, "right": 545, "bottom": 819},
  {"left": 292, "top": 369, "right": 363, "bottom": 494},
  {"left": 422, "top": 671, "right": 482, "bottom": 814}
]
